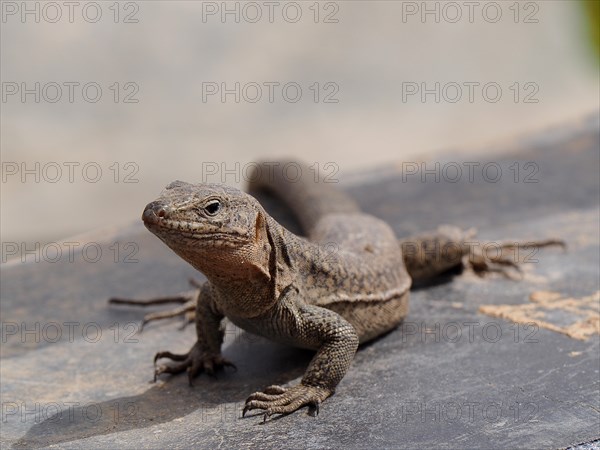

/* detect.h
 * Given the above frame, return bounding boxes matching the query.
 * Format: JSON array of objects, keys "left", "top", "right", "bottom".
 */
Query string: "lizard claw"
[
  {"left": 242, "top": 384, "right": 331, "bottom": 421},
  {"left": 153, "top": 342, "right": 236, "bottom": 384},
  {"left": 242, "top": 405, "right": 250, "bottom": 418}
]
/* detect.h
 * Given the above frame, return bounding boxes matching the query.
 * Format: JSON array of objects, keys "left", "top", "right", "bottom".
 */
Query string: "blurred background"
[{"left": 1, "top": 0, "right": 599, "bottom": 254}]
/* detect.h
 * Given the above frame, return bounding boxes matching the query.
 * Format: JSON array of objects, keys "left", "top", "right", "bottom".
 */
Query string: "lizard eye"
[{"left": 204, "top": 200, "right": 221, "bottom": 216}]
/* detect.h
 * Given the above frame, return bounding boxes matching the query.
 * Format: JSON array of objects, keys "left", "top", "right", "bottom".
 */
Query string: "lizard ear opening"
[
  {"left": 253, "top": 211, "right": 272, "bottom": 281},
  {"left": 254, "top": 211, "right": 267, "bottom": 243}
]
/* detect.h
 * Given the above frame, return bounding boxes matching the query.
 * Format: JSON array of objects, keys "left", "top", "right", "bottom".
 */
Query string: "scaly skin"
[{"left": 110, "top": 162, "right": 564, "bottom": 421}]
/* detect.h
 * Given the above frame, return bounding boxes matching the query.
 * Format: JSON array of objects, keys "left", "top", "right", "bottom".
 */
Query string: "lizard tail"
[{"left": 247, "top": 160, "right": 361, "bottom": 234}]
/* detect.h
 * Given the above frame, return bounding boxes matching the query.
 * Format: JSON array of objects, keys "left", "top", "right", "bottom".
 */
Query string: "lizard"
[{"left": 109, "top": 161, "right": 564, "bottom": 421}]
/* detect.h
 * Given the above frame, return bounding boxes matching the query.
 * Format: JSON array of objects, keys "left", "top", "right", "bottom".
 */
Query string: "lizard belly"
[
  {"left": 226, "top": 289, "right": 409, "bottom": 347},
  {"left": 325, "top": 290, "right": 410, "bottom": 344}
]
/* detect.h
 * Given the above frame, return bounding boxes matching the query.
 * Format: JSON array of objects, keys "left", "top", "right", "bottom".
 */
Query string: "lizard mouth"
[{"left": 142, "top": 204, "right": 250, "bottom": 244}]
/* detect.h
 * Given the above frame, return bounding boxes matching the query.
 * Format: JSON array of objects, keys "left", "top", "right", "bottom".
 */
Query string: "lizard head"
[{"left": 142, "top": 181, "right": 272, "bottom": 281}]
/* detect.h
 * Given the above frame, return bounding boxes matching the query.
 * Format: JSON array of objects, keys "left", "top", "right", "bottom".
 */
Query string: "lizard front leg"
[
  {"left": 154, "top": 282, "right": 235, "bottom": 385},
  {"left": 242, "top": 295, "right": 359, "bottom": 421}
]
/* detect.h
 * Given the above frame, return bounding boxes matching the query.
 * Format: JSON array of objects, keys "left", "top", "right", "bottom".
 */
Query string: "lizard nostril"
[{"left": 142, "top": 202, "right": 170, "bottom": 224}]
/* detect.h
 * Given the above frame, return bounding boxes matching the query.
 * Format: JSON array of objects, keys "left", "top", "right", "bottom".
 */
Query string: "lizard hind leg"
[
  {"left": 466, "top": 237, "right": 566, "bottom": 279},
  {"left": 401, "top": 225, "right": 566, "bottom": 282},
  {"left": 108, "top": 278, "right": 200, "bottom": 329}
]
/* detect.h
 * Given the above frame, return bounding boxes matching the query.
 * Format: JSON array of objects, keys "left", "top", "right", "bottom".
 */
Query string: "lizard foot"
[
  {"left": 154, "top": 342, "right": 236, "bottom": 386},
  {"left": 242, "top": 384, "right": 332, "bottom": 421},
  {"left": 109, "top": 278, "right": 200, "bottom": 330},
  {"left": 467, "top": 239, "right": 566, "bottom": 279}
]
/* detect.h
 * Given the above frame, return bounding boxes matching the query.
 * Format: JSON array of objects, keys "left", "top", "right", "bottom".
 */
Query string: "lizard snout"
[{"left": 142, "top": 201, "right": 170, "bottom": 224}]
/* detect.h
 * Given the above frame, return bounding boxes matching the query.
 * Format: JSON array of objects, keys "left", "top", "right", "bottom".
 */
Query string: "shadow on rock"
[{"left": 13, "top": 332, "right": 311, "bottom": 448}]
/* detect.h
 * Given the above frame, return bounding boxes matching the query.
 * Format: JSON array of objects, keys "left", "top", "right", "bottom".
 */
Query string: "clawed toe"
[
  {"left": 467, "top": 237, "right": 564, "bottom": 279},
  {"left": 244, "top": 387, "right": 286, "bottom": 402},
  {"left": 261, "top": 399, "right": 320, "bottom": 422},
  {"left": 109, "top": 290, "right": 198, "bottom": 330},
  {"left": 471, "top": 257, "right": 523, "bottom": 279},
  {"left": 242, "top": 384, "right": 330, "bottom": 421},
  {"left": 154, "top": 360, "right": 190, "bottom": 381},
  {"left": 154, "top": 351, "right": 188, "bottom": 363},
  {"left": 263, "top": 385, "right": 286, "bottom": 395}
]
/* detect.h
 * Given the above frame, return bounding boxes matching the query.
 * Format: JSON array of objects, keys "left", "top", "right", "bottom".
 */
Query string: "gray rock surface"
[{"left": 1, "top": 115, "right": 599, "bottom": 449}]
